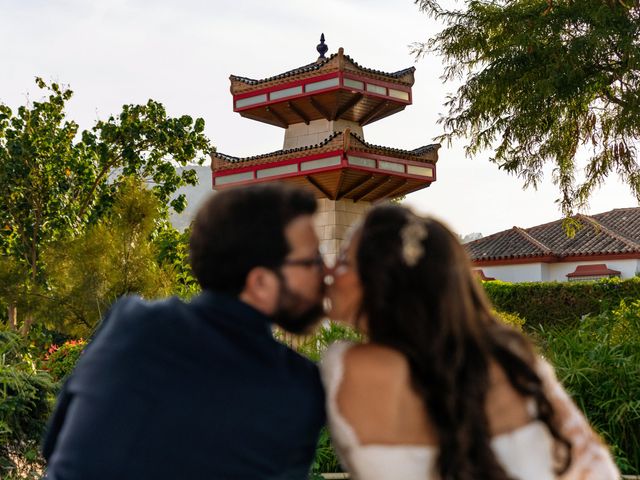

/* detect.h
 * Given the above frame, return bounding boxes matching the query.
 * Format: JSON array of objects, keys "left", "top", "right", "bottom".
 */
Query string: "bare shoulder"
[
  {"left": 337, "top": 343, "right": 434, "bottom": 445},
  {"left": 342, "top": 343, "right": 409, "bottom": 384},
  {"left": 338, "top": 343, "right": 410, "bottom": 410}
]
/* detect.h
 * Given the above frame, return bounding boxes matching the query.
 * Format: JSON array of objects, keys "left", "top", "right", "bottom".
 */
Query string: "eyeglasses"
[{"left": 281, "top": 252, "right": 325, "bottom": 270}]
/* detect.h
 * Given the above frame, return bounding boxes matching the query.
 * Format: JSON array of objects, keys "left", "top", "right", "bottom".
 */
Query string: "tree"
[
  {"left": 154, "top": 224, "right": 200, "bottom": 300},
  {"left": 414, "top": 0, "right": 640, "bottom": 217},
  {"left": 0, "top": 78, "right": 211, "bottom": 332},
  {"left": 460, "top": 232, "right": 483, "bottom": 243},
  {"left": 41, "top": 179, "right": 178, "bottom": 336}
]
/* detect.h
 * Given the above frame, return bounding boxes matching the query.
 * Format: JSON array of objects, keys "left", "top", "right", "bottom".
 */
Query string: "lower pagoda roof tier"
[
  {"left": 229, "top": 48, "right": 415, "bottom": 128},
  {"left": 211, "top": 130, "right": 439, "bottom": 203}
]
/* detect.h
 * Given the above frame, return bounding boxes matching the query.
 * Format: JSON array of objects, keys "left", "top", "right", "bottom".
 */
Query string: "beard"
[{"left": 272, "top": 280, "right": 324, "bottom": 335}]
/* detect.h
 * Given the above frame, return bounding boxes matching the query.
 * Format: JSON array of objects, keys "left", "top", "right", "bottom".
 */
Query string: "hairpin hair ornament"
[{"left": 400, "top": 215, "right": 428, "bottom": 267}]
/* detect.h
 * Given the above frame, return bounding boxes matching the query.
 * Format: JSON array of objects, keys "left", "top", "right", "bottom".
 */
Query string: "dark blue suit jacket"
[{"left": 43, "top": 291, "right": 325, "bottom": 479}]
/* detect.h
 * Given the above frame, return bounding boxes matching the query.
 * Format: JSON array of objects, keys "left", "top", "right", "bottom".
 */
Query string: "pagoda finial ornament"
[{"left": 316, "top": 33, "right": 328, "bottom": 60}]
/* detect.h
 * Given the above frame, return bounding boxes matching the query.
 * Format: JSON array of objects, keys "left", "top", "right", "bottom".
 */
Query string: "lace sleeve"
[{"left": 536, "top": 358, "right": 619, "bottom": 480}]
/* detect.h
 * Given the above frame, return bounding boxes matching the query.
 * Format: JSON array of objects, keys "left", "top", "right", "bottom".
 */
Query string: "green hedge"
[
  {"left": 483, "top": 277, "right": 640, "bottom": 327},
  {"left": 535, "top": 300, "right": 640, "bottom": 475}
]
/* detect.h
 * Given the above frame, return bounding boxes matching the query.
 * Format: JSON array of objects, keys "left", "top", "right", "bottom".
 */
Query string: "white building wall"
[
  {"left": 481, "top": 263, "right": 545, "bottom": 283},
  {"left": 283, "top": 119, "right": 363, "bottom": 149},
  {"left": 540, "top": 263, "right": 551, "bottom": 282},
  {"left": 546, "top": 259, "right": 639, "bottom": 281},
  {"left": 481, "top": 259, "right": 640, "bottom": 283}
]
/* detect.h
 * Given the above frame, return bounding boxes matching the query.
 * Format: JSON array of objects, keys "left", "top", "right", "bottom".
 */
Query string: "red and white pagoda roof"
[
  {"left": 229, "top": 48, "right": 415, "bottom": 128},
  {"left": 212, "top": 129, "right": 439, "bottom": 202}
]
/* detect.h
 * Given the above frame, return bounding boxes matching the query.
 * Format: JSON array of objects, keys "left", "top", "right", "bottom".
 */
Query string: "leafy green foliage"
[
  {"left": 153, "top": 224, "right": 200, "bottom": 299},
  {"left": 291, "top": 322, "right": 363, "bottom": 363},
  {"left": 0, "top": 258, "right": 31, "bottom": 330},
  {"left": 0, "top": 78, "right": 211, "bottom": 332},
  {"left": 483, "top": 277, "right": 640, "bottom": 327},
  {"left": 415, "top": 0, "right": 640, "bottom": 216},
  {"left": 82, "top": 98, "right": 210, "bottom": 217},
  {"left": 494, "top": 309, "right": 526, "bottom": 330},
  {"left": 41, "top": 179, "right": 177, "bottom": 336},
  {"left": 0, "top": 80, "right": 80, "bottom": 266},
  {"left": 41, "top": 339, "right": 87, "bottom": 384},
  {"left": 0, "top": 330, "right": 55, "bottom": 478},
  {"left": 536, "top": 300, "right": 640, "bottom": 474},
  {"left": 310, "top": 427, "right": 342, "bottom": 476}
]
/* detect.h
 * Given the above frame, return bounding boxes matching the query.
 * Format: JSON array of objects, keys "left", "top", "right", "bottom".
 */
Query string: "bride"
[{"left": 320, "top": 204, "right": 619, "bottom": 480}]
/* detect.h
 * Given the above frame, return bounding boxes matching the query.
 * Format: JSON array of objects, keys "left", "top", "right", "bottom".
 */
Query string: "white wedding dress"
[{"left": 320, "top": 342, "right": 619, "bottom": 480}]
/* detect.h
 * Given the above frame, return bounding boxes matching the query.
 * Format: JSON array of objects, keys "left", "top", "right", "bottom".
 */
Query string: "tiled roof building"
[{"left": 467, "top": 208, "right": 640, "bottom": 283}]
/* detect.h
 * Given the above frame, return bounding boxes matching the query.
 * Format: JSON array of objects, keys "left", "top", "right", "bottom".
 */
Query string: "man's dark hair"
[{"left": 190, "top": 184, "right": 317, "bottom": 295}]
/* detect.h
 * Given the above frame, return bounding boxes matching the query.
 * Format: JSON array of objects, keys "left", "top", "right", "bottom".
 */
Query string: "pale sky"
[{"left": 2, "top": 0, "right": 637, "bottom": 236}]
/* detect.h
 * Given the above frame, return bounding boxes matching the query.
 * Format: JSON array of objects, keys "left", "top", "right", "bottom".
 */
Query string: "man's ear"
[{"left": 240, "top": 267, "right": 280, "bottom": 315}]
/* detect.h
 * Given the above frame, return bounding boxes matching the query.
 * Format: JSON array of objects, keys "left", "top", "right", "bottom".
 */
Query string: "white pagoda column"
[{"left": 282, "top": 118, "right": 370, "bottom": 264}]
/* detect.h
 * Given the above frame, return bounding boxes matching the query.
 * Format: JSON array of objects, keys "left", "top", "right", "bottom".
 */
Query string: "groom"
[{"left": 42, "top": 184, "right": 327, "bottom": 479}]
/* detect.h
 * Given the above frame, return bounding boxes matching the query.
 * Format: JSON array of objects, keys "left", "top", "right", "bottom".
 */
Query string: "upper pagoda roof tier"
[
  {"left": 228, "top": 48, "right": 416, "bottom": 128},
  {"left": 210, "top": 130, "right": 439, "bottom": 202},
  {"left": 230, "top": 49, "right": 415, "bottom": 89}
]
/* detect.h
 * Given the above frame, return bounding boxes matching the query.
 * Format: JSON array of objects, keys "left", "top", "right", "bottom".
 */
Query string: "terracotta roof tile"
[
  {"left": 213, "top": 131, "right": 341, "bottom": 164},
  {"left": 466, "top": 207, "right": 640, "bottom": 261},
  {"left": 211, "top": 131, "right": 439, "bottom": 171},
  {"left": 230, "top": 61, "right": 322, "bottom": 86},
  {"left": 230, "top": 52, "right": 415, "bottom": 86},
  {"left": 341, "top": 53, "right": 415, "bottom": 79},
  {"left": 593, "top": 208, "right": 640, "bottom": 243},
  {"left": 349, "top": 132, "right": 439, "bottom": 157},
  {"left": 411, "top": 144, "right": 440, "bottom": 156},
  {"left": 566, "top": 264, "right": 621, "bottom": 278},
  {"left": 468, "top": 228, "right": 550, "bottom": 261}
]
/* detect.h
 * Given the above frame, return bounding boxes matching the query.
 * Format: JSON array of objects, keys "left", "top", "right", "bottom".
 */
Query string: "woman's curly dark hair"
[{"left": 356, "top": 204, "right": 571, "bottom": 480}]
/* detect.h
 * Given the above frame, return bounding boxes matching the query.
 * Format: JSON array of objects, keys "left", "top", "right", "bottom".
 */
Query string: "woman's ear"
[{"left": 240, "top": 267, "right": 280, "bottom": 315}]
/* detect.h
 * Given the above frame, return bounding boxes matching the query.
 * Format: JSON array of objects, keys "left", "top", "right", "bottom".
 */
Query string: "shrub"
[
  {"left": 494, "top": 309, "right": 526, "bottom": 330},
  {"left": 536, "top": 300, "right": 640, "bottom": 474},
  {"left": 0, "top": 330, "right": 55, "bottom": 478},
  {"left": 309, "top": 427, "right": 342, "bottom": 477},
  {"left": 42, "top": 339, "right": 87, "bottom": 383},
  {"left": 293, "top": 322, "right": 363, "bottom": 363},
  {"left": 483, "top": 277, "right": 640, "bottom": 328}
]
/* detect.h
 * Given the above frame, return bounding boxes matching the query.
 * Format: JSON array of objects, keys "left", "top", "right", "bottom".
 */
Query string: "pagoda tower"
[{"left": 212, "top": 35, "right": 440, "bottom": 263}]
